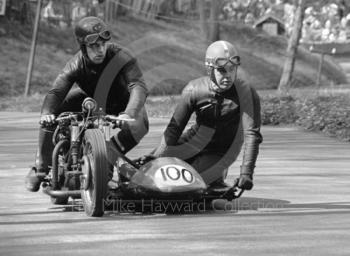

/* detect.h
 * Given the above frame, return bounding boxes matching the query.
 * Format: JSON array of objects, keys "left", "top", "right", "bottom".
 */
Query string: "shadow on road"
[
  {"left": 1, "top": 197, "right": 350, "bottom": 225},
  {"left": 233, "top": 197, "right": 350, "bottom": 211}
]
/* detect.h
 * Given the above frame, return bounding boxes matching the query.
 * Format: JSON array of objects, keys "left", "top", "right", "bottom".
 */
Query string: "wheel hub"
[{"left": 81, "top": 155, "right": 91, "bottom": 190}]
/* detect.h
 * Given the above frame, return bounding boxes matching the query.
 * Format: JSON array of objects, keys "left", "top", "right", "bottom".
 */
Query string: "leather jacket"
[
  {"left": 41, "top": 43, "right": 148, "bottom": 118},
  {"left": 154, "top": 76, "right": 262, "bottom": 175}
]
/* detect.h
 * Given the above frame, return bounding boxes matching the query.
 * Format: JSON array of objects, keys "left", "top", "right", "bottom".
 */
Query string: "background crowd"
[{"left": 4, "top": 0, "right": 350, "bottom": 43}]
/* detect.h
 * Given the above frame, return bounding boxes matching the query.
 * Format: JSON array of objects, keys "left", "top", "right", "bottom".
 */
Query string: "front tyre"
[{"left": 81, "top": 129, "right": 108, "bottom": 217}]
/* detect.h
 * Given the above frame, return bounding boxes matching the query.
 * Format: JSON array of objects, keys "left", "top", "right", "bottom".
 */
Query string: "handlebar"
[
  {"left": 55, "top": 114, "right": 78, "bottom": 122},
  {"left": 104, "top": 115, "right": 136, "bottom": 129},
  {"left": 39, "top": 113, "right": 136, "bottom": 129},
  {"left": 104, "top": 115, "right": 135, "bottom": 123},
  {"left": 39, "top": 113, "right": 79, "bottom": 128}
]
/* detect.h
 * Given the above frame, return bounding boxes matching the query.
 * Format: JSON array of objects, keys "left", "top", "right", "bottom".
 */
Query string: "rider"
[
  {"left": 25, "top": 16, "right": 149, "bottom": 192},
  {"left": 152, "top": 40, "right": 262, "bottom": 190}
]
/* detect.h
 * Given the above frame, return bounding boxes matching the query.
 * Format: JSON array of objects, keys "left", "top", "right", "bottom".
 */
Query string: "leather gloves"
[
  {"left": 238, "top": 166, "right": 254, "bottom": 190},
  {"left": 133, "top": 154, "right": 156, "bottom": 166},
  {"left": 238, "top": 174, "right": 253, "bottom": 190},
  {"left": 40, "top": 114, "right": 55, "bottom": 125}
]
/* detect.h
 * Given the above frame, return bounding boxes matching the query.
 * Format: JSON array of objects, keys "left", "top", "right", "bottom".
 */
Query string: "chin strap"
[
  {"left": 80, "top": 44, "right": 87, "bottom": 57},
  {"left": 209, "top": 67, "right": 222, "bottom": 92},
  {"left": 80, "top": 45, "right": 94, "bottom": 64}
]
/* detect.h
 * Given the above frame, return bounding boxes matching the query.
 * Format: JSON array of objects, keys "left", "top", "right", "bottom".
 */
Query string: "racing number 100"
[{"left": 160, "top": 167, "right": 193, "bottom": 183}]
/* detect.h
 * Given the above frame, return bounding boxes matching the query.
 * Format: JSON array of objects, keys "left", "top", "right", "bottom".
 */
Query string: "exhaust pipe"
[{"left": 42, "top": 184, "right": 81, "bottom": 199}]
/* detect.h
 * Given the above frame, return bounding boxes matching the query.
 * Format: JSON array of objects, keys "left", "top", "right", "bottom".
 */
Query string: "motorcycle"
[
  {"left": 39, "top": 97, "right": 244, "bottom": 217},
  {"left": 41, "top": 97, "right": 114, "bottom": 217}
]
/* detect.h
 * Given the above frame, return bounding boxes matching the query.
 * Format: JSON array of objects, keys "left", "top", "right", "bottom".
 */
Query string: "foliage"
[
  {"left": 0, "top": 93, "right": 43, "bottom": 112},
  {"left": 1, "top": 89, "right": 349, "bottom": 142},
  {"left": 296, "top": 95, "right": 350, "bottom": 140},
  {"left": 261, "top": 92, "right": 350, "bottom": 141},
  {"left": 146, "top": 96, "right": 179, "bottom": 117},
  {"left": 261, "top": 94, "right": 298, "bottom": 125}
]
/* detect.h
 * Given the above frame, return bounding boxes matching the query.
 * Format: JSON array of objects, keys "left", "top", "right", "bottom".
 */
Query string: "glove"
[
  {"left": 238, "top": 174, "right": 253, "bottom": 190},
  {"left": 133, "top": 154, "right": 156, "bottom": 166},
  {"left": 40, "top": 114, "right": 55, "bottom": 126}
]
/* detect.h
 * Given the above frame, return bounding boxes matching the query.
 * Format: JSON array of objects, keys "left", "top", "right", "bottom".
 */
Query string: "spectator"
[
  {"left": 244, "top": 12, "right": 255, "bottom": 26},
  {"left": 71, "top": 1, "right": 87, "bottom": 24},
  {"left": 41, "top": 0, "right": 63, "bottom": 27}
]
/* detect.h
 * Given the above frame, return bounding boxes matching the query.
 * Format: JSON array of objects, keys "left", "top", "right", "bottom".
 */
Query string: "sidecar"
[
  {"left": 37, "top": 97, "right": 243, "bottom": 217},
  {"left": 102, "top": 156, "right": 244, "bottom": 215},
  {"left": 117, "top": 157, "right": 207, "bottom": 199}
]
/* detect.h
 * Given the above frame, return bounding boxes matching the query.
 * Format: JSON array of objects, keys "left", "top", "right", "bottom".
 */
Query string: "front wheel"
[{"left": 81, "top": 129, "right": 109, "bottom": 217}]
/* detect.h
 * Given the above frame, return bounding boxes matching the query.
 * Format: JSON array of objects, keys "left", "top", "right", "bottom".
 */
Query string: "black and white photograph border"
[{"left": 1, "top": 0, "right": 350, "bottom": 256}]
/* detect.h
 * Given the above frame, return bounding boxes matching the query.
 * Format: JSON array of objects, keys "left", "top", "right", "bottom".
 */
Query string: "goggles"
[
  {"left": 215, "top": 56, "right": 240, "bottom": 73},
  {"left": 214, "top": 56, "right": 240, "bottom": 67},
  {"left": 84, "top": 30, "right": 111, "bottom": 45},
  {"left": 207, "top": 56, "right": 240, "bottom": 72}
]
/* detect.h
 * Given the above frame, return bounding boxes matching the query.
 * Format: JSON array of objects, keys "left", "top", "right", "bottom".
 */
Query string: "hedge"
[{"left": 261, "top": 94, "right": 350, "bottom": 142}]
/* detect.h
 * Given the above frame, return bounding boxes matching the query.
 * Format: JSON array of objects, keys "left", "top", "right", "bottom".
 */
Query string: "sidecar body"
[
  {"left": 119, "top": 157, "right": 207, "bottom": 199},
  {"left": 104, "top": 156, "right": 244, "bottom": 214}
]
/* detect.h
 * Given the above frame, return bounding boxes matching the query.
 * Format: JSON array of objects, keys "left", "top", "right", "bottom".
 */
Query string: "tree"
[
  {"left": 208, "top": 0, "right": 220, "bottom": 42},
  {"left": 278, "top": 0, "right": 305, "bottom": 92},
  {"left": 199, "top": 0, "right": 222, "bottom": 43},
  {"left": 199, "top": 0, "right": 208, "bottom": 39}
]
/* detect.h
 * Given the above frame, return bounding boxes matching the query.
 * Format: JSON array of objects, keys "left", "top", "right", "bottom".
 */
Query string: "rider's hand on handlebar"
[
  {"left": 40, "top": 114, "right": 56, "bottom": 126},
  {"left": 238, "top": 174, "right": 253, "bottom": 190}
]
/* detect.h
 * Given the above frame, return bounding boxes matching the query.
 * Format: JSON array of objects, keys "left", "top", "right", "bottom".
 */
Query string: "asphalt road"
[{"left": 0, "top": 112, "right": 349, "bottom": 256}]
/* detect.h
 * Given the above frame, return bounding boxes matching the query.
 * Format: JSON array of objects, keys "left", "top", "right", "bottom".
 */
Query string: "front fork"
[
  {"left": 102, "top": 122, "right": 111, "bottom": 142},
  {"left": 101, "top": 122, "right": 118, "bottom": 180},
  {"left": 70, "top": 122, "right": 80, "bottom": 169}
]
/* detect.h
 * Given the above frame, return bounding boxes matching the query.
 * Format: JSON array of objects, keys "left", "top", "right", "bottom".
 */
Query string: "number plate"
[{"left": 154, "top": 165, "right": 195, "bottom": 186}]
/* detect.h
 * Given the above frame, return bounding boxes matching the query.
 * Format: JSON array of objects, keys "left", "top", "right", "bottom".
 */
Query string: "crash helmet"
[
  {"left": 205, "top": 40, "right": 240, "bottom": 91},
  {"left": 74, "top": 16, "right": 111, "bottom": 47},
  {"left": 205, "top": 40, "right": 240, "bottom": 69}
]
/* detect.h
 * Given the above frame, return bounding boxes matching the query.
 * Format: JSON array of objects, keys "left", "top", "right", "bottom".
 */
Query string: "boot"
[{"left": 25, "top": 167, "right": 48, "bottom": 192}]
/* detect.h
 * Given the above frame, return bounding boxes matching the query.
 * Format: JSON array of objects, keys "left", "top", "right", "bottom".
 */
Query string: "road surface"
[{"left": 0, "top": 112, "right": 349, "bottom": 256}]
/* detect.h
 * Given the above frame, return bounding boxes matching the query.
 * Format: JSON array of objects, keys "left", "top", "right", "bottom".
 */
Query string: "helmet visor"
[{"left": 84, "top": 30, "right": 111, "bottom": 45}]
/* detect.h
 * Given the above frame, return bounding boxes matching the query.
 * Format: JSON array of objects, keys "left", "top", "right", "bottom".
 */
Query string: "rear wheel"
[{"left": 81, "top": 129, "right": 108, "bottom": 217}]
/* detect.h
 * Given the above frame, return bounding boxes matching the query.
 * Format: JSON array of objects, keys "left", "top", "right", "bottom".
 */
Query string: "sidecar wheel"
[{"left": 81, "top": 129, "right": 108, "bottom": 217}]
